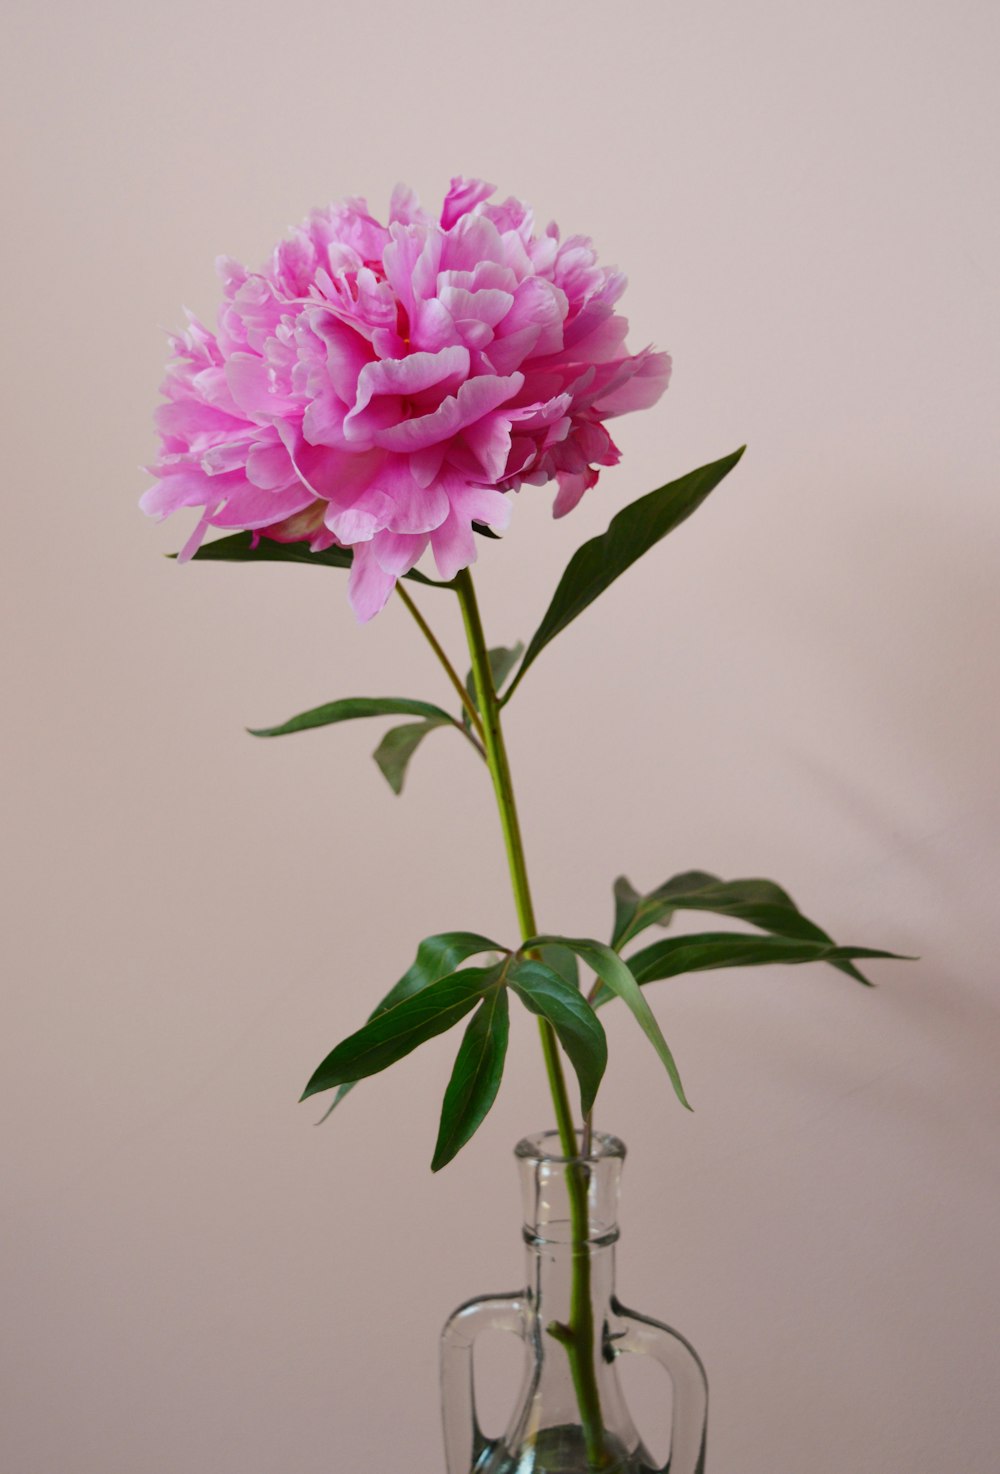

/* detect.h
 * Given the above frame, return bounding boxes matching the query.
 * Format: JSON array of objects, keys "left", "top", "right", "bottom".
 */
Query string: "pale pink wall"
[{"left": 3, "top": 2, "right": 999, "bottom": 1471}]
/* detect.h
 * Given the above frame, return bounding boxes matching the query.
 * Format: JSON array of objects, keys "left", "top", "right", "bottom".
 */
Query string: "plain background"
[{"left": 3, "top": 2, "right": 999, "bottom": 1471}]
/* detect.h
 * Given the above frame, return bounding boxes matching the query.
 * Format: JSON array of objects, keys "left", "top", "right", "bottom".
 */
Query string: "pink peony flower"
[{"left": 142, "top": 178, "right": 671, "bottom": 621}]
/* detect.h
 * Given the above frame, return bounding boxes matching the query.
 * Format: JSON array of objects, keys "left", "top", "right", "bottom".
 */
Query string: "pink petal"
[
  {"left": 176, "top": 506, "right": 222, "bottom": 562},
  {"left": 225, "top": 353, "right": 300, "bottom": 421},
  {"left": 430, "top": 507, "right": 477, "bottom": 581},
  {"left": 200, "top": 440, "right": 256, "bottom": 476},
  {"left": 210, "top": 482, "right": 315, "bottom": 529},
  {"left": 459, "top": 413, "right": 513, "bottom": 483},
  {"left": 592, "top": 350, "right": 672, "bottom": 416},
  {"left": 305, "top": 312, "right": 374, "bottom": 403},
  {"left": 374, "top": 371, "right": 523, "bottom": 454},
  {"left": 371, "top": 530, "right": 430, "bottom": 575},
  {"left": 302, "top": 385, "right": 350, "bottom": 448},
  {"left": 446, "top": 480, "right": 512, "bottom": 533},
  {"left": 324, "top": 486, "right": 396, "bottom": 544},
  {"left": 389, "top": 182, "right": 428, "bottom": 226},
  {"left": 410, "top": 443, "right": 446, "bottom": 488},
  {"left": 348, "top": 542, "right": 397, "bottom": 622},
  {"left": 294, "top": 441, "right": 387, "bottom": 504},
  {"left": 440, "top": 214, "right": 505, "bottom": 273},
  {"left": 155, "top": 399, "right": 246, "bottom": 444},
  {"left": 373, "top": 460, "right": 450, "bottom": 534},
  {"left": 244, "top": 440, "right": 295, "bottom": 489},
  {"left": 140, "top": 464, "right": 243, "bottom": 517},
  {"left": 440, "top": 177, "right": 496, "bottom": 230},
  {"left": 552, "top": 468, "right": 598, "bottom": 518},
  {"left": 345, "top": 347, "right": 470, "bottom": 443}
]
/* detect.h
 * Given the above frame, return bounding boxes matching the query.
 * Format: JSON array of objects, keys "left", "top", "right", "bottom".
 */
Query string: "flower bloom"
[{"left": 142, "top": 178, "right": 671, "bottom": 620}]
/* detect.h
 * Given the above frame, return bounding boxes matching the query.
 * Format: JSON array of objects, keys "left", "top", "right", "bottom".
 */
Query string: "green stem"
[
  {"left": 395, "top": 582, "right": 486, "bottom": 744},
  {"left": 453, "top": 568, "right": 610, "bottom": 1470}
]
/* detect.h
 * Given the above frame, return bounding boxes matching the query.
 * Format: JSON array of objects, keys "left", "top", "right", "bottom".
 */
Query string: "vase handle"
[
  {"left": 615, "top": 1304, "right": 708, "bottom": 1474},
  {"left": 440, "top": 1292, "right": 528, "bottom": 1474}
]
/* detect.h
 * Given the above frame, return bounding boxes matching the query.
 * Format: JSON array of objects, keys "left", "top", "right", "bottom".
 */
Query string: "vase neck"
[
  {"left": 516, "top": 1130, "right": 625, "bottom": 1323},
  {"left": 517, "top": 1129, "right": 625, "bottom": 1244}
]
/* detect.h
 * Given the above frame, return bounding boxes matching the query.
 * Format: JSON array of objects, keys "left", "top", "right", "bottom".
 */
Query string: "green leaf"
[
  {"left": 613, "top": 872, "right": 877, "bottom": 985},
  {"left": 612, "top": 933, "right": 909, "bottom": 997},
  {"left": 431, "top": 985, "right": 510, "bottom": 1171},
  {"left": 508, "top": 959, "right": 607, "bottom": 1116},
  {"left": 505, "top": 449, "right": 745, "bottom": 698},
  {"left": 373, "top": 718, "right": 452, "bottom": 795},
  {"left": 302, "top": 963, "right": 502, "bottom": 1102},
  {"left": 248, "top": 695, "right": 455, "bottom": 739},
  {"left": 463, "top": 642, "right": 524, "bottom": 727},
  {"left": 526, "top": 935, "right": 691, "bottom": 1110},
  {"left": 537, "top": 943, "right": 580, "bottom": 992},
  {"left": 612, "top": 871, "right": 715, "bottom": 948},
  {"left": 174, "top": 530, "right": 446, "bottom": 586},
  {"left": 315, "top": 932, "right": 505, "bottom": 1118}
]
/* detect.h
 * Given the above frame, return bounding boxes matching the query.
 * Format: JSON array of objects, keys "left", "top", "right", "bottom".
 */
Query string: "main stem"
[{"left": 453, "top": 569, "right": 609, "bottom": 1470}]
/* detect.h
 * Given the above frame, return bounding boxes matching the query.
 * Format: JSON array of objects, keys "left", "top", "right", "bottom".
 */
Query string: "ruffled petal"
[
  {"left": 440, "top": 177, "right": 495, "bottom": 230},
  {"left": 348, "top": 541, "right": 397, "bottom": 622},
  {"left": 143, "top": 176, "right": 671, "bottom": 618}
]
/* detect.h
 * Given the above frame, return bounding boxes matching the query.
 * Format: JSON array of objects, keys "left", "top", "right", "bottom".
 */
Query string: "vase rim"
[{"left": 514, "top": 1129, "right": 626, "bottom": 1164}]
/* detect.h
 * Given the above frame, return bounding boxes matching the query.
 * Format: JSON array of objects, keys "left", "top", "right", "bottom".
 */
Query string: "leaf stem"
[
  {"left": 395, "top": 582, "right": 487, "bottom": 744},
  {"left": 454, "top": 567, "right": 610, "bottom": 1469}
]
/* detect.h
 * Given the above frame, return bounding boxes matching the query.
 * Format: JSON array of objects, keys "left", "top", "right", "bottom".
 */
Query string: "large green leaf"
[
  {"left": 248, "top": 696, "right": 455, "bottom": 739},
  {"left": 504, "top": 449, "right": 745, "bottom": 698},
  {"left": 302, "top": 963, "right": 503, "bottom": 1102},
  {"left": 613, "top": 872, "right": 876, "bottom": 985},
  {"left": 319, "top": 932, "right": 505, "bottom": 1119},
  {"left": 175, "top": 530, "right": 445, "bottom": 586},
  {"left": 373, "top": 718, "right": 452, "bottom": 794},
  {"left": 431, "top": 985, "right": 510, "bottom": 1171},
  {"left": 525, "top": 935, "right": 690, "bottom": 1110},
  {"left": 615, "top": 933, "right": 908, "bottom": 994},
  {"left": 508, "top": 959, "right": 607, "bottom": 1116}
]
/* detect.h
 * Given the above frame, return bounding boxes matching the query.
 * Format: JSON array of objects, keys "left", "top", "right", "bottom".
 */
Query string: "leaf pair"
[
  {"left": 248, "top": 695, "right": 460, "bottom": 795},
  {"left": 303, "top": 933, "right": 608, "bottom": 1171},
  {"left": 610, "top": 871, "right": 901, "bottom": 986},
  {"left": 430, "top": 957, "right": 609, "bottom": 1172}
]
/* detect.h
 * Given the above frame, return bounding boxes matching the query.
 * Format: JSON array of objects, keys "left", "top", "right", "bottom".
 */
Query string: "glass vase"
[{"left": 441, "top": 1131, "right": 708, "bottom": 1474}]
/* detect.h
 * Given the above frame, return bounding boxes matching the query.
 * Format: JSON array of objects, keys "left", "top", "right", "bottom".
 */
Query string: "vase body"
[{"left": 441, "top": 1132, "right": 707, "bottom": 1474}]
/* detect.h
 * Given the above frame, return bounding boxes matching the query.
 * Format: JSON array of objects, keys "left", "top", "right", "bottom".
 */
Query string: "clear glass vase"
[{"left": 441, "top": 1131, "right": 708, "bottom": 1474}]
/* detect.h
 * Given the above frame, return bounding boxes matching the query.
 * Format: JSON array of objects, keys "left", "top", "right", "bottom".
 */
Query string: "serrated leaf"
[
  {"left": 248, "top": 696, "right": 454, "bottom": 739},
  {"left": 463, "top": 642, "right": 524, "bottom": 728},
  {"left": 508, "top": 959, "right": 607, "bottom": 1116},
  {"left": 526, "top": 935, "right": 690, "bottom": 1110},
  {"left": 504, "top": 449, "right": 745, "bottom": 698},
  {"left": 431, "top": 986, "right": 510, "bottom": 1171},
  {"left": 302, "top": 964, "right": 503, "bottom": 1102},
  {"left": 610, "top": 933, "right": 909, "bottom": 998},
  {"left": 373, "top": 718, "right": 451, "bottom": 794},
  {"left": 319, "top": 931, "right": 505, "bottom": 1120},
  {"left": 174, "top": 530, "right": 446, "bottom": 586},
  {"left": 613, "top": 872, "right": 877, "bottom": 985}
]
